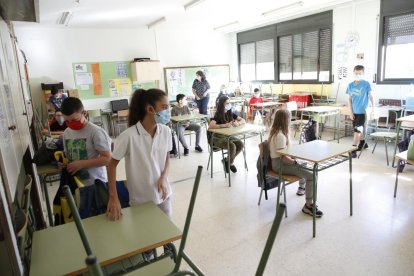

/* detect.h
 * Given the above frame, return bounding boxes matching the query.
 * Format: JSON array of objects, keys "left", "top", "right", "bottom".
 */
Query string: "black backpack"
[{"left": 300, "top": 120, "right": 318, "bottom": 143}]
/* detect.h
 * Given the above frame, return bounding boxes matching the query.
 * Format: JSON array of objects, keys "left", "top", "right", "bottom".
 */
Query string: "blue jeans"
[{"left": 196, "top": 96, "right": 209, "bottom": 115}]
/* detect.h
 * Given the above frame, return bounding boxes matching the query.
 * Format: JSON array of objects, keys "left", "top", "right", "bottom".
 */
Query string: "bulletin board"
[
  {"left": 164, "top": 64, "right": 230, "bottom": 101},
  {"left": 72, "top": 61, "right": 156, "bottom": 100}
]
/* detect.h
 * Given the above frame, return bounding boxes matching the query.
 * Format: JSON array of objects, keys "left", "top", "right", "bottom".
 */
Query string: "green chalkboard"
[
  {"left": 164, "top": 64, "right": 230, "bottom": 101},
  {"left": 72, "top": 61, "right": 156, "bottom": 100}
]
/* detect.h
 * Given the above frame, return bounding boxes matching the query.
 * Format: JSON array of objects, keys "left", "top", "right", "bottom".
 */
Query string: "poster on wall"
[
  {"left": 116, "top": 62, "right": 128, "bottom": 78},
  {"left": 108, "top": 78, "right": 132, "bottom": 97},
  {"left": 74, "top": 64, "right": 87, "bottom": 73},
  {"left": 76, "top": 73, "right": 93, "bottom": 85},
  {"left": 91, "top": 63, "right": 102, "bottom": 95}
]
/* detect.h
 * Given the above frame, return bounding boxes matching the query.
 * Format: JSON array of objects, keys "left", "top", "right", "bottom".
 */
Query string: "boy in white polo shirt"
[{"left": 106, "top": 88, "right": 173, "bottom": 220}]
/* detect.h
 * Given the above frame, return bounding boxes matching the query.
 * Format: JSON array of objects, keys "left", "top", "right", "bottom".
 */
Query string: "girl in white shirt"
[
  {"left": 106, "top": 89, "right": 173, "bottom": 220},
  {"left": 268, "top": 109, "right": 323, "bottom": 217}
]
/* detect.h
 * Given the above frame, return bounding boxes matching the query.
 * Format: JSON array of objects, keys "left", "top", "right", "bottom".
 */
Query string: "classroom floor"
[{"left": 47, "top": 128, "right": 414, "bottom": 275}]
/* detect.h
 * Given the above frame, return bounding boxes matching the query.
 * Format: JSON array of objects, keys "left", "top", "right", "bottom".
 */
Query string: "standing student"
[
  {"left": 48, "top": 86, "right": 68, "bottom": 111},
  {"left": 171, "top": 94, "right": 203, "bottom": 156},
  {"left": 60, "top": 97, "right": 112, "bottom": 186},
  {"left": 208, "top": 96, "right": 245, "bottom": 173},
  {"left": 106, "top": 89, "right": 173, "bottom": 220},
  {"left": 192, "top": 70, "right": 210, "bottom": 115},
  {"left": 346, "top": 65, "right": 374, "bottom": 158},
  {"left": 269, "top": 109, "right": 323, "bottom": 217}
]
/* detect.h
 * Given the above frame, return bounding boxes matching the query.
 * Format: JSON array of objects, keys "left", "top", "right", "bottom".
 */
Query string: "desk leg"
[
  {"left": 349, "top": 152, "right": 353, "bottom": 216},
  {"left": 392, "top": 121, "right": 401, "bottom": 167},
  {"left": 176, "top": 123, "right": 181, "bottom": 159},
  {"left": 394, "top": 161, "right": 400, "bottom": 198},
  {"left": 243, "top": 135, "right": 248, "bottom": 171},
  {"left": 227, "top": 137, "right": 231, "bottom": 187},
  {"left": 335, "top": 112, "right": 340, "bottom": 143},
  {"left": 41, "top": 175, "right": 54, "bottom": 227},
  {"left": 210, "top": 134, "right": 214, "bottom": 179},
  {"left": 312, "top": 163, "right": 318, "bottom": 238}
]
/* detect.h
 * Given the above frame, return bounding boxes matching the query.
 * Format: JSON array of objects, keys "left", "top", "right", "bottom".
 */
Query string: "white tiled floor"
[{"left": 48, "top": 128, "right": 414, "bottom": 275}]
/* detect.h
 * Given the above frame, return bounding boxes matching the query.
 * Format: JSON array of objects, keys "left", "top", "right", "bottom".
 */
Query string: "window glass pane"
[
  {"left": 240, "top": 64, "right": 256, "bottom": 81},
  {"left": 257, "top": 62, "right": 274, "bottom": 80},
  {"left": 279, "top": 36, "right": 292, "bottom": 80},
  {"left": 383, "top": 13, "right": 414, "bottom": 79}
]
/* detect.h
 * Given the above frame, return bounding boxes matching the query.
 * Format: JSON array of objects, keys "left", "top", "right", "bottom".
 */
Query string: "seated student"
[
  {"left": 268, "top": 109, "right": 323, "bottom": 217},
  {"left": 48, "top": 109, "right": 67, "bottom": 133},
  {"left": 171, "top": 94, "right": 203, "bottom": 156},
  {"left": 60, "top": 97, "right": 112, "bottom": 186},
  {"left": 216, "top": 85, "right": 229, "bottom": 105},
  {"left": 208, "top": 96, "right": 245, "bottom": 173},
  {"left": 48, "top": 86, "right": 67, "bottom": 111},
  {"left": 249, "top": 88, "right": 264, "bottom": 119}
]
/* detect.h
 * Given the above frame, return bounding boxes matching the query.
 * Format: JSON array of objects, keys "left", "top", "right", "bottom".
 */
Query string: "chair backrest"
[
  {"left": 257, "top": 141, "right": 272, "bottom": 186},
  {"left": 110, "top": 99, "right": 129, "bottom": 113},
  {"left": 87, "top": 109, "right": 101, "bottom": 118},
  {"left": 285, "top": 101, "right": 298, "bottom": 112},
  {"left": 117, "top": 109, "right": 129, "bottom": 118}
]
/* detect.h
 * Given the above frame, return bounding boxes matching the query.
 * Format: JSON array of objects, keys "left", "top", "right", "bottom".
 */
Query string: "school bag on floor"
[{"left": 300, "top": 119, "right": 318, "bottom": 143}]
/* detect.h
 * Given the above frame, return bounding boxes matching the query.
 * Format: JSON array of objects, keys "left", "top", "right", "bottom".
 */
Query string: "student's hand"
[
  {"left": 195, "top": 96, "right": 200, "bottom": 100},
  {"left": 157, "top": 176, "right": 168, "bottom": 200},
  {"left": 221, "top": 123, "right": 231, "bottom": 128},
  {"left": 232, "top": 121, "right": 239, "bottom": 127},
  {"left": 67, "top": 161, "right": 84, "bottom": 175},
  {"left": 106, "top": 196, "right": 122, "bottom": 221},
  {"left": 350, "top": 112, "right": 355, "bottom": 120},
  {"left": 57, "top": 162, "right": 66, "bottom": 170}
]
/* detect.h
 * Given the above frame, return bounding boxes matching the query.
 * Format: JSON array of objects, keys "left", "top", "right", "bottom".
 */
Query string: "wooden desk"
[
  {"left": 208, "top": 123, "right": 265, "bottom": 187},
  {"left": 30, "top": 203, "right": 182, "bottom": 276},
  {"left": 277, "top": 140, "right": 355, "bottom": 237},
  {"left": 392, "top": 114, "right": 414, "bottom": 167},
  {"left": 300, "top": 106, "right": 341, "bottom": 143},
  {"left": 394, "top": 150, "right": 414, "bottom": 198},
  {"left": 170, "top": 114, "right": 208, "bottom": 159},
  {"left": 36, "top": 164, "right": 60, "bottom": 227}
]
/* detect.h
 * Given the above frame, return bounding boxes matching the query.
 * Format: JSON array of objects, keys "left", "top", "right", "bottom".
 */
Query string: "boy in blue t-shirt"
[{"left": 346, "top": 65, "right": 374, "bottom": 158}]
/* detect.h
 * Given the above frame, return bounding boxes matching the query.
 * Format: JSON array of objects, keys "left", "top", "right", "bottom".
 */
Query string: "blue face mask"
[
  {"left": 224, "top": 103, "right": 232, "bottom": 111},
  {"left": 155, "top": 109, "right": 171, "bottom": 124}
]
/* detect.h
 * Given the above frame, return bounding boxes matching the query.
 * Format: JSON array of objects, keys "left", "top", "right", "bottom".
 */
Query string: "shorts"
[{"left": 353, "top": 114, "right": 366, "bottom": 132}]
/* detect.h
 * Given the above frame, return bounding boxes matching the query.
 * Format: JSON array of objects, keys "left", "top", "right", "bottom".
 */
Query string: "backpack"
[
  {"left": 300, "top": 120, "right": 318, "bottom": 143},
  {"left": 257, "top": 140, "right": 279, "bottom": 190}
]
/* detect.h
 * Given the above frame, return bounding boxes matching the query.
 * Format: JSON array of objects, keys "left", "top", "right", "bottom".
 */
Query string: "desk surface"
[
  {"left": 30, "top": 203, "right": 182, "bottom": 276},
  {"left": 276, "top": 140, "right": 356, "bottom": 163},
  {"left": 395, "top": 151, "right": 414, "bottom": 164},
  {"left": 170, "top": 113, "right": 208, "bottom": 122},
  {"left": 250, "top": 102, "right": 283, "bottom": 107},
  {"left": 301, "top": 106, "right": 341, "bottom": 113},
  {"left": 397, "top": 114, "right": 414, "bottom": 122},
  {"left": 208, "top": 123, "right": 264, "bottom": 137}
]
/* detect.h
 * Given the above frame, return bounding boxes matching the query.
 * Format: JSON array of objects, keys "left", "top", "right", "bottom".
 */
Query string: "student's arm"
[
  {"left": 232, "top": 116, "right": 245, "bottom": 127},
  {"left": 209, "top": 119, "right": 231, "bottom": 129},
  {"left": 106, "top": 158, "right": 122, "bottom": 221},
  {"left": 66, "top": 150, "right": 111, "bottom": 175},
  {"left": 348, "top": 95, "right": 355, "bottom": 120},
  {"left": 157, "top": 153, "right": 170, "bottom": 200},
  {"left": 369, "top": 91, "right": 374, "bottom": 114}
]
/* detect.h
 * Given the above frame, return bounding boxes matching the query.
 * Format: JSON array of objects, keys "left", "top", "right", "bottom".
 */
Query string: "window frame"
[{"left": 377, "top": 10, "right": 414, "bottom": 84}]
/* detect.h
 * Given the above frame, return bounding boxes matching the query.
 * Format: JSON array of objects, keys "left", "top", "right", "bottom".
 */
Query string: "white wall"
[{"left": 13, "top": 25, "right": 233, "bottom": 111}]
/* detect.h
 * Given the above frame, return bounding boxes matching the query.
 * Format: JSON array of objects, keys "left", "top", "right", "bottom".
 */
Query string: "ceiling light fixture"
[
  {"left": 262, "top": 1, "right": 304, "bottom": 17},
  {"left": 147, "top": 17, "right": 166, "bottom": 29},
  {"left": 213, "top": 21, "right": 239, "bottom": 31},
  {"left": 184, "top": 0, "right": 206, "bottom": 11},
  {"left": 56, "top": 11, "right": 73, "bottom": 26}
]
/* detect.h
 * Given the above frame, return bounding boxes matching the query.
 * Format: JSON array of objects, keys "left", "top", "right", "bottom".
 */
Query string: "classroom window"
[
  {"left": 278, "top": 28, "right": 331, "bottom": 82},
  {"left": 240, "top": 39, "right": 274, "bottom": 81},
  {"left": 380, "top": 12, "right": 414, "bottom": 82}
]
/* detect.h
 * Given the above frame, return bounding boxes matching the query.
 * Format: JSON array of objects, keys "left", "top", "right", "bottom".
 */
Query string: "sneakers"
[
  {"left": 296, "top": 187, "right": 305, "bottom": 196},
  {"left": 170, "top": 151, "right": 178, "bottom": 158},
  {"left": 142, "top": 249, "right": 156, "bottom": 262},
  {"left": 195, "top": 145, "right": 203, "bottom": 153},
  {"left": 184, "top": 148, "right": 189, "bottom": 156},
  {"left": 351, "top": 150, "right": 357, "bottom": 158},
  {"left": 302, "top": 204, "right": 324, "bottom": 217},
  {"left": 230, "top": 164, "right": 237, "bottom": 173}
]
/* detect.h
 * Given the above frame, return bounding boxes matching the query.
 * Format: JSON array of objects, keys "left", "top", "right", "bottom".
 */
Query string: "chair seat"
[
  {"left": 267, "top": 170, "right": 301, "bottom": 183},
  {"left": 127, "top": 257, "right": 174, "bottom": 275},
  {"left": 369, "top": 132, "right": 397, "bottom": 139}
]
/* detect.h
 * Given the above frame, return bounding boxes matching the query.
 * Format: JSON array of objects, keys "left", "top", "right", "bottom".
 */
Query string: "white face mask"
[
  {"left": 354, "top": 73, "right": 363, "bottom": 81},
  {"left": 56, "top": 116, "right": 65, "bottom": 125},
  {"left": 182, "top": 99, "right": 188, "bottom": 106},
  {"left": 254, "top": 93, "right": 260, "bottom": 98},
  {"left": 224, "top": 103, "right": 232, "bottom": 111}
]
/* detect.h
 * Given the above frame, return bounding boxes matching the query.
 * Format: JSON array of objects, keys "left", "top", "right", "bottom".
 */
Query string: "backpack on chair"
[{"left": 300, "top": 119, "right": 318, "bottom": 143}]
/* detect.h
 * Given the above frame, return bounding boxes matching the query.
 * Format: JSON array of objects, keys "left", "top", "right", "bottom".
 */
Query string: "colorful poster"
[
  {"left": 117, "top": 62, "right": 128, "bottom": 78},
  {"left": 91, "top": 63, "right": 102, "bottom": 95},
  {"left": 74, "top": 64, "right": 87, "bottom": 73},
  {"left": 108, "top": 78, "right": 132, "bottom": 97}
]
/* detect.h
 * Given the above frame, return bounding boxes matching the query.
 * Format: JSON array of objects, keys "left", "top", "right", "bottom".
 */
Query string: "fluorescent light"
[
  {"left": 262, "top": 1, "right": 304, "bottom": 17},
  {"left": 147, "top": 17, "right": 166, "bottom": 29},
  {"left": 214, "top": 21, "right": 239, "bottom": 31},
  {"left": 56, "top": 11, "right": 73, "bottom": 26},
  {"left": 184, "top": 0, "right": 205, "bottom": 11}
]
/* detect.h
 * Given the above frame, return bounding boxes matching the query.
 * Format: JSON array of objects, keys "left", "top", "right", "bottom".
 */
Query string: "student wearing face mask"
[
  {"left": 48, "top": 109, "right": 68, "bottom": 133},
  {"left": 106, "top": 89, "right": 173, "bottom": 220},
  {"left": 249, "top": 88, "right": 264, "bottom": 119},
  {"left": 60, "top": 97, "right": 112, "bottom": 186},
  {"left": 208, "top": 96, "right": 245, "bottom": 173},
  {"left": 346, "top": 65, "right": 374, "bottom": 158},
  {"left": 171, "top": 94, "right": 203, "bottom": 156}
]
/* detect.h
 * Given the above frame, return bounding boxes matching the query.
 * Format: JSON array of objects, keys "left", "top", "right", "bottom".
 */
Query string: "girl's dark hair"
[
  {"left": 196, "top": 70, "right": 206, "bottom": 82},
  {"left": 215, "top": 96, "right": 232, "bottom": 124},
  {"left": 128, "top": 88, "right": 167, "bottom": 126}
]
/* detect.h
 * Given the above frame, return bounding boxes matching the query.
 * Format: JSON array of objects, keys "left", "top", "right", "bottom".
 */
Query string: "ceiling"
[{"left": 13, "top": 0, "right": 355, "bottom": 33}]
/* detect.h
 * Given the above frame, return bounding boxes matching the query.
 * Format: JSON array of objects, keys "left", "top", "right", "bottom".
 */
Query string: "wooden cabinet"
[{"left": 130, "top": 61, "right": 161, "bottom": 83}]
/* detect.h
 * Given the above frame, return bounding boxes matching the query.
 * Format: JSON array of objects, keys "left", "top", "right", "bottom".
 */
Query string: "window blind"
[
  {"left": 240, "top": 43, "right": 255, "bottom": 64},
  {"left": 256, "top": 39, "right": 274, "bottom": 63},
  {"left": 384, "top": 12, "right": 414, "bottom": 45}
]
